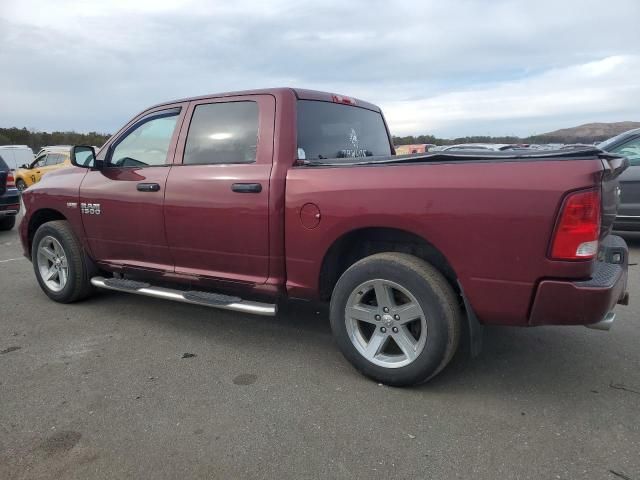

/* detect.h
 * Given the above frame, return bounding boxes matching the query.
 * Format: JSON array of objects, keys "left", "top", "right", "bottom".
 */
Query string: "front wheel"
[
  {"left": 330, "top": 253, "right": 461, "bottom": 386},
  {"left": 32, "top": 220, "right": 95, "bottom": 303},
  {"left": 16, "top": 179, "right": 27, "bottom": 192}
]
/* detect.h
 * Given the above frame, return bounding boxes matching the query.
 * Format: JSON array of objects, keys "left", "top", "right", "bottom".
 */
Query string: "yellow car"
[{"left": 15, "top": 147, "right": 72, "bottom": 191}]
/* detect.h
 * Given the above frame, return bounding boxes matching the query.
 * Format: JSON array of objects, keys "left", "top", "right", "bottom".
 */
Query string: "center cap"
[{"left": 382, "top": 314, "right": 394, "bottom": 326}]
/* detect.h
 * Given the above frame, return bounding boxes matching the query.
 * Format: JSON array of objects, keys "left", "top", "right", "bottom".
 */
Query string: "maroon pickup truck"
[{"left": 19, "top": 88, "right": 630, "bottom": 386}]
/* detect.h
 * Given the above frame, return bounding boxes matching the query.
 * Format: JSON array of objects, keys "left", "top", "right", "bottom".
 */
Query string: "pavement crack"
[
  {"left": 609, "top": 382, "right": 640, "bottom": 395},
  {"left": 609, "top": 469, "right": 633, "bottom": 480}
]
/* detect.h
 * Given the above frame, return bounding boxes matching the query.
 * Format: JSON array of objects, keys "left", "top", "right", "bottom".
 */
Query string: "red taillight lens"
[
  {"left": 6, "top": 172, "right": 15, "bottom": 188},
  {"left": 551, "top": 189, "right": 601, "bottom": 260}
]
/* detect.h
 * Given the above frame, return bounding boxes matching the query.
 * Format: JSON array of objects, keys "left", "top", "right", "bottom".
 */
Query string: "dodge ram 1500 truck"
[{"left": 19, "top": 88, "right": 630, "bottom": 386}]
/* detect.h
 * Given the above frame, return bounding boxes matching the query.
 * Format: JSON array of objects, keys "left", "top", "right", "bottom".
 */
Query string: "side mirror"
[
  {"left": 20, "top": 164, "right": 28, "bottom": 169},
  {"left": 71, "top": 145, "right": 101, "bottom": 169}
]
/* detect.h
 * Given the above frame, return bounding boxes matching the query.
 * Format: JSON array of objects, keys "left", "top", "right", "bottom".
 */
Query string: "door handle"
[
  {"left": 137, "top": 183, "right": 161, "bottom": 192},
  {"left": 231, "top": 183, "right": 262, "bottom": 193}
]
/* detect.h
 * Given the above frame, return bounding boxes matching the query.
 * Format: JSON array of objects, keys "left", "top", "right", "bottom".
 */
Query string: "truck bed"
[{"left": 285, "top": 146, "right": 626, "bottom": 326}]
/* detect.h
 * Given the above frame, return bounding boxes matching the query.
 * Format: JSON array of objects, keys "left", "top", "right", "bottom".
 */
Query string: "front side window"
[
  {"left": 183, "top": 101, "right": 259, "bottom": 165},
  {"left": 297, "top": 100, "right": 392, "bottom": 161},
  {"left": 33, "top": 155, "right": 46, "bottom": 168},
  {"left": 612, "top": 137, "right": 640, "bottom": 166},
  {"left": 110, "top": 112, "right": 179, "bottom": 167}
]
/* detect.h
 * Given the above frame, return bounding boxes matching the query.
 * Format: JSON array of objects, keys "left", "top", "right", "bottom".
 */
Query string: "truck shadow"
[{"left": 83, "top": 289, "right": 631, "bottom": 396}]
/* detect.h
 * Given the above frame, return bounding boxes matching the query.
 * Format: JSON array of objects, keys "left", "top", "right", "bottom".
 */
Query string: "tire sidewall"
[
  {"left": 330, "top": 256, "right": 454, "bottom": 386},
  {"left": 32, "top": 223, "right": 81, "bottom": 302}
]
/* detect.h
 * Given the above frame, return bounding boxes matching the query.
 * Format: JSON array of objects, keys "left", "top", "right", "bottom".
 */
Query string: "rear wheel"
[
  {"left": 16, "top": 179, "right": 27, "bottom": 192},
  {"left": 330, "top": 253, "right": 461, "bottom": 386},
  {"left": 0, "top": 216, "right": 16, "bottom": 231},
  {"left": 32, "top": 220, "right": 95, "bottom": 303}
]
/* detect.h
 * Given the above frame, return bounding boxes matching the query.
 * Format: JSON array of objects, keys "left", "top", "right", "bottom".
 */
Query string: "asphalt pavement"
[{"left": 1, "top": 213, "right": 639, "bottom": 479}]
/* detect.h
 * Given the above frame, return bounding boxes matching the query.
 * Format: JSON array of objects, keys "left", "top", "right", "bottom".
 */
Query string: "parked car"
[
  {"left": 0, "top": 145, "right": 35, "bottom": 171},
  {"left": 18, "top": 88, "right": 629, "bottom": 386},
  {"left": 15, "top": 146, "right": 72, "bottom": 191},
  {"left": 598, "top": 128, "right": 640, "bottom": 230},
  {"left": 439, "top": 143, "right": 512, "bottom": 151},
  {"left": 394, "top": 144, "right": 435, "bottom": 155},
  {"left": 0, "top": 154, "right": 20, "bottom": 230}
]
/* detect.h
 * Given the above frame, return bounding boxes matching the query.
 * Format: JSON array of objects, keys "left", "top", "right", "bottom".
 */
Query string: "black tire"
[
  {"left": 0, "top": 216, "right": 16, "bottom": 231},
  {"left": 32, "top": 220, "right": 96, "bottom": 303},
  {"left": 16, "top": 179, "right": 27, "bottom": 192},
  {"left": 330, "top": 252, "right": 461, "bottom": 386}
]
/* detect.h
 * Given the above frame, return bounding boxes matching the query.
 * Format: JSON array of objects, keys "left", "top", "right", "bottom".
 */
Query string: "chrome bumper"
[{"left": 586, "top": 312, "right": 616, "bottom": 331}]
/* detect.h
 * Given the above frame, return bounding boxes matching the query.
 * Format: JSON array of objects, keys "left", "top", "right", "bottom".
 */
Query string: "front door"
[
  {"left": 164, "top": 95, "right": 275, "bottom": 284},
  {"left": 79, "top": 104, "right": 186, "bottom": 271}
]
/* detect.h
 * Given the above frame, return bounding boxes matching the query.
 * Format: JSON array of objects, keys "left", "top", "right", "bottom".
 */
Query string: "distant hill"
[{"left": 534, "top": 122, "right": 640, "bottom": 143}]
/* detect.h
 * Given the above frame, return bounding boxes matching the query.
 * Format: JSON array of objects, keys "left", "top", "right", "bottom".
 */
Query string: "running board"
[{"left": 90, "top": 276, "right": 276, "bottom": 316}]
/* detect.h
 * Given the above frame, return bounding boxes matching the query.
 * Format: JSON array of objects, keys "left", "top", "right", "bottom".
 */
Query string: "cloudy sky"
[{"left": 1, "top": 0, "right": 639, "bottom": 137}]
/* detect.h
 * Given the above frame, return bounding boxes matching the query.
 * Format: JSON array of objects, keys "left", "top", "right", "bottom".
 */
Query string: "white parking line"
[{"left": 0, "top": 257, "right": 24, "bottom": 263}]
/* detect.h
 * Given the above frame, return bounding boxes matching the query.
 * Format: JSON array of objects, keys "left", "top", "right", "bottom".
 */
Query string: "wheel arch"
[
  {"left": 27, "top": 208, "right": 68, "bottom": 256},
  {"left": 318, "top": 226, "right": 459, "bottom": 302}
]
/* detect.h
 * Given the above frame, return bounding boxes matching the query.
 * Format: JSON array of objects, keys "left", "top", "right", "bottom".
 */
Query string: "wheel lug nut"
[
  {"left": 380, "top": 327, "right": 387, "bottom": 333},
  {"left": 394, "top": 314, "right": 400, "bottom": 320},
  {"left": 392, "top": 327, "right": 398, "bottom": 333},
  {"left": 383, "top": 307, "right": 389, "bottom": 313},
  {"left": 375, "top": 315, "right": 381, "bottom": 321}
]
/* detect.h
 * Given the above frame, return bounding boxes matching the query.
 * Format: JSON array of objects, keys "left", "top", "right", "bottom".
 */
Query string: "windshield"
[{"left": 297, "top": 100, "right": 391, "bottom": 160}]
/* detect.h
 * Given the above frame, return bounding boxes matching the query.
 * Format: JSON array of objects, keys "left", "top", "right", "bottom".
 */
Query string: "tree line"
[
  {"left": 0, "top": 126, "right": 605, "bottom": 152},
  {"left": 0, "top": 127, "right": 111, "bottom": 152},
  {"left": 392, "top": 133, "right": 606, "bottom": 146}
]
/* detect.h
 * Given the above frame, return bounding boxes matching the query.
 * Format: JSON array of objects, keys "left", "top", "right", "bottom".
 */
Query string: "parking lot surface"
[{"left": 1, "top": 215, "right": 639, "bottom": 480}]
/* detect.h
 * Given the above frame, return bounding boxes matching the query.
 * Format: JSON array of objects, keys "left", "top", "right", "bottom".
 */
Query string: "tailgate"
[{"left": 600, "top": 154, "right": 628, "bottom": 237}]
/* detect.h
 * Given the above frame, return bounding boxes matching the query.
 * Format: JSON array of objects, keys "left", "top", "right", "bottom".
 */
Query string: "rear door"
[
  {"left": 164, "top": 95, "right": 275, "bottom": 284},
  {"left": 80, "top": 104, "right": 187, "bottom": 271}
]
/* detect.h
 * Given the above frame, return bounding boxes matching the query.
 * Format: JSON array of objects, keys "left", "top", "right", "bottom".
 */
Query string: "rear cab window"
[{"left": 296, "top": 100, "right": 392, "bottom": 161}]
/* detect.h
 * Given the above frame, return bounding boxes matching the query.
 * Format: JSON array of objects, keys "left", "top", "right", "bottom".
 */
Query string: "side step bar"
[{"left": 90, "top": 276, "right": 276, "bottom": 316}]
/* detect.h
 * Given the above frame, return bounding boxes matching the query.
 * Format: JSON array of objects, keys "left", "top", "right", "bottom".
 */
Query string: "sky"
[{"left": 1, "top": 0, "right": 639, "bottom": 138}]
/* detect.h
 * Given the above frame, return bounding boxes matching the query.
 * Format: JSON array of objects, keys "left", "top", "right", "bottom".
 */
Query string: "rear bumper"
[
  {"left": 613, "top": 215, "right": 640, "bottom": 231},
  {"left": 529, "top": 235, "right": 629, "bottom": 326},
  {"left": 0, "top": 189, "right": 20, "bottom": 216}
]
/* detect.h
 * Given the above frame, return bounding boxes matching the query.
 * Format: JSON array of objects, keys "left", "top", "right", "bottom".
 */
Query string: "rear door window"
[
  {"left": 297, "top": 100, "right": 392, "bottom": 160},
  {"left": 183, "top": 101, "right": 259, "bottom": 165}
]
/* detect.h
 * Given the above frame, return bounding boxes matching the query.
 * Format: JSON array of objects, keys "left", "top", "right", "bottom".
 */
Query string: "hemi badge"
[{"left": 66, "top": 202, "right": 78, "bottom": 209}]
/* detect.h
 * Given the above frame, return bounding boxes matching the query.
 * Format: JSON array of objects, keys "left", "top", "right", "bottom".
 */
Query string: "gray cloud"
[{"left": 1, "top": 0, "right": 639, "bottom": 136}]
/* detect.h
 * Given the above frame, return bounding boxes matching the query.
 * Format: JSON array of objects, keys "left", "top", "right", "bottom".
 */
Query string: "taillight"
[
  {"left": 551, "top": 189, "right": 601, "bottom": 260},
  {"left": 6, "top": 172, "right": 15, "bottom": 188}
]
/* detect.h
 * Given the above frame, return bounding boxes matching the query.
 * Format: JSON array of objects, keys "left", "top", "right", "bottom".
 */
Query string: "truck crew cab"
[{"left": 19, "top": 88, "right": 629, "bottom": 386}]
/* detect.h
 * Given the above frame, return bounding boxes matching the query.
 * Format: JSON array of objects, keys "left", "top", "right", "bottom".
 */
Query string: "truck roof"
[{"left": 147, "top": 87, "right": 382, "bottom": 113}]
